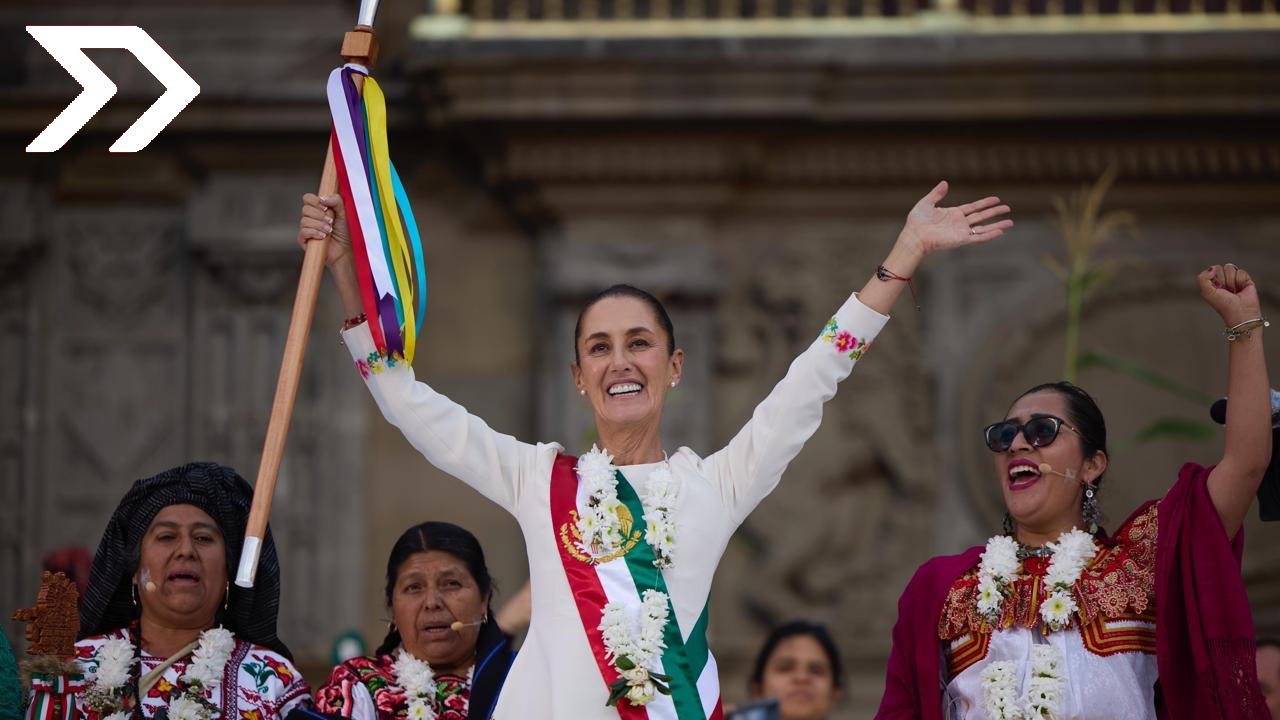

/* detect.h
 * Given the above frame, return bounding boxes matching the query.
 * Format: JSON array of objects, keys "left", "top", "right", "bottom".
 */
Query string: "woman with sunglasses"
[{"left": 876, "top": 263, "right": 1272, "bottom": 720}]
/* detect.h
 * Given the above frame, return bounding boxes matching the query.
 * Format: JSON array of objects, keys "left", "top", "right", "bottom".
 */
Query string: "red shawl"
[{"left": 874, "top": 462, "right": 1268, "bottom": 720}]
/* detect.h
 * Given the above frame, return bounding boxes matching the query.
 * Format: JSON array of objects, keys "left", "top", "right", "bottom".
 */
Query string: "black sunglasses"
[{"left": 983, "top": 415, "right": 1081, "bottom": 453}]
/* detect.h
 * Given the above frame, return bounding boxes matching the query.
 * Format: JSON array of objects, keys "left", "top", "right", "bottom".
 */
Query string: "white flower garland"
[
  {"left": 391, "top": 647, "right": 474, "bottom": 720},
  {"left": 598, "top": 589, "right": 673, "bottom": 707},
  {"left": 574, "top": 445, "right": 681, "bottom": 569},
  {"left": 979, "top": 645, "right": 1065, "bottom": 720},
  {"left": 393, "top": 649, "right": 435, "bottom": 720},
  {"left": 81, "top": 628, "right": 235, "bottom": 720},
  {"left": 976, "top": 528, "right": 1096, "bottom": 632}
]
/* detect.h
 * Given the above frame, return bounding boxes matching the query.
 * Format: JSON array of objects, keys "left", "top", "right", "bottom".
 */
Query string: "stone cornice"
[{"left": 488, "top": 134, "right": 1280, "bottom": 187}]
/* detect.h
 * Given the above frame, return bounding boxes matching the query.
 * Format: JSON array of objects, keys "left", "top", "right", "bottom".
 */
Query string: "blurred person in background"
[{"left": 746, "top": 621, "right": 843, "bottom": 720}]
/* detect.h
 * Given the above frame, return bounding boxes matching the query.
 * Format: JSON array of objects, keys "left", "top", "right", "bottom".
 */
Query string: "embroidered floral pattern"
[
  {"left": 73, "top": 630, "right": 310, "bottom": 720},
  {"left": 315, "top": 655, "right": 470, "bottom": 720},
  {"left": 938, "top": 504, "right": 1160, "bottom": 673},
  {"left": 819, "top": 318, "right": 872, "bottom": 360},
  {"left": 356, "top": 349, "right": 403, "bottom": 378}
]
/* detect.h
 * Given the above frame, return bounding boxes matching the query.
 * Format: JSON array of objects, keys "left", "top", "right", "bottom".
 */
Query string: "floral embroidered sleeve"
[
  {"left": 706, "top": 292, "right": 890, "bottom": 523},
  {"left": 239, "top": 649, "right": 312, "bottom": 720},
  {"left": 315, "top": 657, "right": 392, "bottom": 720}
]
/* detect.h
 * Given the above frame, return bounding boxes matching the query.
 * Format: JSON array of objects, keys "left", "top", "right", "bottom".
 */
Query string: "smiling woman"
[
  {"left": 297, "top": 179, "right": 1013, "bottom": 720},
  {"left": 72, "top": 463, "right": 311, "bottom": 720}
]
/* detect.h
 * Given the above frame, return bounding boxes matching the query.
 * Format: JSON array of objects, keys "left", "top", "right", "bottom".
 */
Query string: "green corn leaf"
[{"left": 1077, "top": 350, "right": 1216, "bottom": 406}]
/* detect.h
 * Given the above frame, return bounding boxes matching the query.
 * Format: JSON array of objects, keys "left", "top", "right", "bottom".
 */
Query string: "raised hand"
[
  {"left": 898, "top": 181, "right": 1012, "bottom": 258},
  {"left": 1199, "top": 263, "right": 1263, "bottom": 328},
  {"left": 298, "top": 193, "right": 353, "bottom": 270}
]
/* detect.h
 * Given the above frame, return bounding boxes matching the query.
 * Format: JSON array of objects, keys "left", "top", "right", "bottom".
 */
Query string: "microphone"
[
  {"left": 141, "top": 568, "right": 157, "bottom": 592},
  {"left": 1037, "top": 463, "right": 1076, "bottom": 481},
  {"left": 1210, "top": 389, "right": 1280, "bottom": 427},
  {"left": 449, "top": 619, "right": 483, "bottom": 632}
]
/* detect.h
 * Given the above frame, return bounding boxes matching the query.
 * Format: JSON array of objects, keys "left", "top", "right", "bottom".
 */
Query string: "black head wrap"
[{"left": 78, "top": 462, "right": 291, "bottom": 658}]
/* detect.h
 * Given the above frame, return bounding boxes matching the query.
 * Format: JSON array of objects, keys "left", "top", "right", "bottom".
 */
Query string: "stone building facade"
[{"left": 2, "top": 0, "right": 1278, "bottom": 714}]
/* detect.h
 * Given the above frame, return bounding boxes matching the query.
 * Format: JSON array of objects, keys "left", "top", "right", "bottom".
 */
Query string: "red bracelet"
[{"left": 876, "top": 265, "right": 921, "bottom": 311}]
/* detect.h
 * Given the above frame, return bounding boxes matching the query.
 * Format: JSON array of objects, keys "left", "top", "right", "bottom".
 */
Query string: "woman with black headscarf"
[
  {"left": 314, "top": 522, "right": 515, "bottom": 720},
  {"left": 73, "top": 463, "right": 311, "bottom": 720}
]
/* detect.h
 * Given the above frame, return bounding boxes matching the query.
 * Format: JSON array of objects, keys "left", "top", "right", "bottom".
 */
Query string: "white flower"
[
  {"left": 577, "top": 445, "right": 616, "bottom": 477},
  {"left": 1043, "top": 529, "right": 1096, "bottom": 591},
  {"left": 1022, "top": 645, "right": 1065, "bottom": 719},
  {"left": 976, "top": 577, "right": 1004, "bottom": 619},
  {"left": 625, "top": 680, "right": 657, "bottom": 706},
  {"left": 1039, "top": 591, "right": 1078, "bottom": 630},
  {"left": 104, "top": 712, "right": 130, "bottom": 720},
  {"left": 599, "top": 590, "right": 671, "bottom": 705},
  {"left": 91, "top": 638, "right": 135, "bottom": 690},
  {"left": 182, "top": 627, "right": 236, "bottom": 692},
  {"left": 182, "top": 661, "right": 220, "bottom": 690},
  {"left": 405, "top": 700, "right": 433, "bottom": 720},
  {"left": 393, "top": 649, "right": 436, "bottom": 697},
  {"left": 980, "top": 661, "right": 1023, "bottom": 720},
  {"left": 980, "top": 536, "right": 1020, "bottom": 581},
  {"left": 167, "top": 695, "right": 207, "bottom": 720}
]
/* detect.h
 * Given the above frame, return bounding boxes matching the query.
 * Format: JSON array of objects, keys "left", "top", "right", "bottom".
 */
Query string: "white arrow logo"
[{"left": 26, "top": 26, "right": 200, "bottom": 153}]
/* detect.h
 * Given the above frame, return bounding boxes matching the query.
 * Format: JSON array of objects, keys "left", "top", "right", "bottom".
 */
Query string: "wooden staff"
[{"left": 235, "top": 4, "right": 381, "bottom": 588}]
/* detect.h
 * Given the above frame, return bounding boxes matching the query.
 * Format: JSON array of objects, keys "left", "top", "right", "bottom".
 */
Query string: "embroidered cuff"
[
  {"left": 341, "top": 323, "right": 405, "bottom": 379},
  {"left": 818, "top": 292, "right": 890, "bottom": 360}
]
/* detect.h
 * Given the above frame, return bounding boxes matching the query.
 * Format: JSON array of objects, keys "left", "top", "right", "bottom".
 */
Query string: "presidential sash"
[{"left": 550, "top": 454, "right": 722, "bottom": 720}]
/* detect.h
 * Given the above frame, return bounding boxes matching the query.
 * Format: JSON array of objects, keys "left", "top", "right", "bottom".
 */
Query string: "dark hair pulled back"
[
  {"left": 1015, "top": 381, "right": 1108, "bottom": 490},
  {"left": 376, "top": 521, "right": 494, "bottom": 656},
  {"left": 573, "top": 284, "right": 675, "bottom": 362},
  {"left": 749, "top": 620, "right": 844, "bottom": 690}
]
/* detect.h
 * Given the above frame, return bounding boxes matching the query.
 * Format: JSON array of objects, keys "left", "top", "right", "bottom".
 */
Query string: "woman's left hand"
[
  {"left": 1199, "top": 263, "right": 1263, "bottom": 327},
  {"left": 897, "top": 180, "right": 1013, "bottom": 258}
]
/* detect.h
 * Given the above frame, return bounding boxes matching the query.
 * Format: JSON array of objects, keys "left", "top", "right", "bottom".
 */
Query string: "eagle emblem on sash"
[{"left": 559, "top": 505, "right": 643, "bottom": 565}]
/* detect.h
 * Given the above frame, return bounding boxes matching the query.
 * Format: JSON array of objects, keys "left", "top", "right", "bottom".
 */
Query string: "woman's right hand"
[{"left": 298, "top": 193, "right": 353, "bottom": 270}]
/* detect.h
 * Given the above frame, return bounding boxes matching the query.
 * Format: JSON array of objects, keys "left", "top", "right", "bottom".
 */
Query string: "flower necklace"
[
  {"left": 81, "top": 627, "right": 236, "bottom": 720},
  {"left": 391, "top": 649, "right": 473, "bottom": 720},
  {"left": 979, "top": 644, "right": 1065, "bottom": 720},
  {"left": 976, "top": 527, "right": 1097, "bottom": 632},
  {"left": 599, "top": 589, "right": 673, "bottom": 707},
  {"left": 574, "top": 445, "right": 681, "bottom": 569}
]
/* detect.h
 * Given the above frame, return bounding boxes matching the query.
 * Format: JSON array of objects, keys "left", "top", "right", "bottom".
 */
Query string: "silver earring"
[
  {"left": 1082, "top": 486, "right": 1101, "bottom": 533},
  {"left": 579, "top": 389, "right": 585, "bottom": 396},
  {"left": 670, "top": 381, "right": 676, "bottom": 388}
]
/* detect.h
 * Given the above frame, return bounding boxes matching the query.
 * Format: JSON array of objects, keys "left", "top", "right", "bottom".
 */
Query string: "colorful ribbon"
[
  {"left": 326, "top": 64, "right": 428, "bottom": 364},
  {"left": 26, "top": 673, "right": 85, "bottom": 720}
]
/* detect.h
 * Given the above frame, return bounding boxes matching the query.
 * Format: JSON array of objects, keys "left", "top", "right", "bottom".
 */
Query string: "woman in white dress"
[{"left": 297, "top": 181, "right": 1012, "bottom": 720}]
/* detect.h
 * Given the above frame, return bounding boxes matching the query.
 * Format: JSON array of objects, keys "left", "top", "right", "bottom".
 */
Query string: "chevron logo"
[{"left": 26, "top": 26, "right": 200, "bottom": 153}]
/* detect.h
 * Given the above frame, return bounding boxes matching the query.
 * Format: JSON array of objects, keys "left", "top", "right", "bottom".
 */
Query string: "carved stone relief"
[
  {"left": 189, "top": 172, "right": 366, "bottom": 660},
  {"left": 707, "top": 215, "right": 936, "bottom": 712},
  {"left": 0, "top": 180, "right": 42, "bottom": 648},
  {"left": 42, "top": 209, "right": 188, "bottom": 556}
]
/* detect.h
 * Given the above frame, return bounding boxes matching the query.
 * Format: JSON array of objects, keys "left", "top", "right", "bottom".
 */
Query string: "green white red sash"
[{"left": 550, "top": 454, "right": 723, "bottom": 720}]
